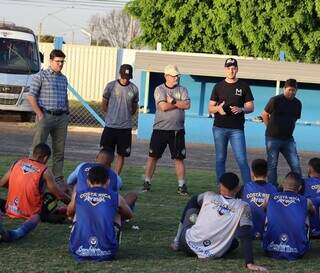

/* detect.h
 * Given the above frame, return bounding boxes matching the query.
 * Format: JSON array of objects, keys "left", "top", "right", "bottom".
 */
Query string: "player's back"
[
  {"left": 242, "top": 180, "right": 277, "bottom": 239},
  {"left": 6, "top": 158, "right": 47, "bottom": 219},
  {"left": 263, "top": 191, "right": 309, "bottom": 260},
  {"left": 69, "top": 186, "right": 119, "bottom": 261},
  {"left": 186, "top": 192, "right": 249, "bottom": 258}
]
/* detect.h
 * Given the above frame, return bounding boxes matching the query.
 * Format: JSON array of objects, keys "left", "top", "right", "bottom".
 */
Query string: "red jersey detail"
[{"left": 6, "top": 158, "right": 47, "bottom": 219}]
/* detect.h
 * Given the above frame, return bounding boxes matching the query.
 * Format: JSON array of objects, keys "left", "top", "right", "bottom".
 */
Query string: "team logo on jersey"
[
  {"left": 235, "top": 88, "right": 243, "bottom": 96},
  {"left": 311, "top": 184, "right": 320, "bottom": 193},
  {"left": 274, "top": 195, "right": 300, "bottom": 207},
  {"left": 89, "top": 236, "right": 98, "bottom": 247},
  {"left": 21, "top": 163, "right": 39, "bottom": 174},
  {"left": 280, "top": 233, "right": 288, "bottom": 243},
  {"left": 115, "top": 89, "right": 120, "bottom": 97},
  {"left": 80, "top": 192, "right": 111, "bottom": 206},
  {"left": 217, "top": 204, "right": 232, "bottom": 216},
  {"left": 203, "top": 240, "right": 211, "bottom": 247},
  {"left": 128, "top": 91, "right": 134, "bottom": 98},
  {"left": 246, "top": 192, "right": 269, "bottom": 207}
]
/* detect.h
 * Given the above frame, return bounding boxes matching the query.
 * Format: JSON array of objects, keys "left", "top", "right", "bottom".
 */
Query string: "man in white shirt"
[{"left": 171, "top": 172, "right": 267, "bottom": 272}]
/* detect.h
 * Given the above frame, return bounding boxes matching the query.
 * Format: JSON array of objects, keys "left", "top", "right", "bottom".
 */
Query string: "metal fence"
[{"left": 68, "top": 100, "right": 138, "bottom": 129}]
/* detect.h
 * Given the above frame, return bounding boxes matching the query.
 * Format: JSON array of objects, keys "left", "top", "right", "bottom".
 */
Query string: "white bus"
[{"left": 0, "top": 22, "right": 42, "bottom": 121}]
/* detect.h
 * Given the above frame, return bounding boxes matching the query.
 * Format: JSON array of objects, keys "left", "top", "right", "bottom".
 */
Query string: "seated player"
[
  {"left": 171, "top": 172, "right": 267, "bottom": 272},
  {"left": 303, "top": 158, "right": 320, "bottom": 237},
  {"left": 68, "top": 166, "right": 133, "bottom": 261},
  {"left": 67, "top": 147, "right": 122, "bottom": 192},
  {"left": 263, "top": 172, "right": 315, "bottom": 260},
  {"left": 241, "top": 159, "right": 277, "bottom": 239},
  {"left": 0, "top": 143, "right": 70, "bottom": 241}
]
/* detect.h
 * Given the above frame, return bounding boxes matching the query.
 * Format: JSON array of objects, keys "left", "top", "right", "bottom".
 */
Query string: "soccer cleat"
[
  {"left": 142, "top": 181, "right": 151, "bottom": 192},
  {"left": 177, "top": 184, "right": 189, "bottom": 196}
]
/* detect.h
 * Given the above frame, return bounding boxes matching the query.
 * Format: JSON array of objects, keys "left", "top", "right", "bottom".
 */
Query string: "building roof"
[{"left": 135, "top": 51, "right": 320, "bottom": 84}]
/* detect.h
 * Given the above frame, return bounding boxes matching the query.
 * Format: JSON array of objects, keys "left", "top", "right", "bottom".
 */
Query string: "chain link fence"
[{"left": 69, "top": 100, "right": 139, "bottom": 129}]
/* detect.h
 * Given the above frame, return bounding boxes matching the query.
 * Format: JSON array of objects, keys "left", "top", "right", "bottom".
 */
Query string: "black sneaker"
[
  {"left": 142, "top": 181, "right": 151, "bottom": 192},
  {"left": 177, "top": 184, "right": 188, "bottom": 196}
]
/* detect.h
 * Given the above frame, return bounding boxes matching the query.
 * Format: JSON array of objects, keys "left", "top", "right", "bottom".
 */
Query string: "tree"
[
  {"left": 37, "top": 35, "right": 55, "bottom": 43},
  {"left": 126, "top": 0, "right": 320, "bottom": 63},
  {"left": 88, "top": 9, "right": 141, "bottom": 48}
]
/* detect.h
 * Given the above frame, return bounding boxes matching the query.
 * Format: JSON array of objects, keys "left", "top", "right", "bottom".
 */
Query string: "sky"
[{"left": 0, "top": 0, "right": 129, "bottom": 44}]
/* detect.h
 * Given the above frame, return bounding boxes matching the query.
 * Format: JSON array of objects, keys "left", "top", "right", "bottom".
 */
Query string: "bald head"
[{"left": 282, "top": 172, "right": 303, "bottom": 192}]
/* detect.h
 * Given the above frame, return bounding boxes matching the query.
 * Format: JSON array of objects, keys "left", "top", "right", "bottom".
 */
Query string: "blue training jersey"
[
  {"left": 242, "top": 181, "right": 277, "bottom": 239},
  {"left": 304, "top": 177, "right": 320, "bottom": 236},
  {"left": 263, "top": 191, "right": 309, "bottom": 260},
  {"left": 69, "top": 186, "right": 119, "bottom": 261},
  {"left": 68, "top": 162, "right": 121, "bottom": 193}
]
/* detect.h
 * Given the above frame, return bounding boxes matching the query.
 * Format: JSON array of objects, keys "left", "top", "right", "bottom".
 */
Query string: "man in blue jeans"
[
  {"left": 261, "top": 79, "right": 302, "bottom": 186},
  {"left": 208, "top": 58, "right": 254, "bottom": 184}
]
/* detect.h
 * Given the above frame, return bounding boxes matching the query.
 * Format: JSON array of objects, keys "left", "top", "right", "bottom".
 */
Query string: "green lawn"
[{"left": 0, "top": 155, "right": 319, "bottom": 273}]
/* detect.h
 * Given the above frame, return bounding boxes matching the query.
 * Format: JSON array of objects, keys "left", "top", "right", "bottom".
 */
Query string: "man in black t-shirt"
[
  {"left": 208, "top": 58, "right": 254, "bottom": 184},
  {"left": 261, "top": 79, "right": 302, "bottom": 186}
]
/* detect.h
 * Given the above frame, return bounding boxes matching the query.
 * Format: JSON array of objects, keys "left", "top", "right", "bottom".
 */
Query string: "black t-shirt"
[
  {"left": 264, "top": 94, "right": 302, "bottom": 139},
  {"left": 210, "top": 80, "right": 254, "bottom": 129}
]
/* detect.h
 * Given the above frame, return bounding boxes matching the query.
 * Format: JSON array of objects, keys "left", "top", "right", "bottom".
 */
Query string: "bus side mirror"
[{"left": 39, "top": 52, "right": 44, "bottom": 63}]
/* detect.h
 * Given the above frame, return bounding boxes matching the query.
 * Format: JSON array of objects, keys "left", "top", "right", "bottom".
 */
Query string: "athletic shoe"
[
  {"left": 177, "top": 184, "right": 189, "bottom": 196},
  {"left": 142, "top": 181, "right": 151, "bottom": 192}
]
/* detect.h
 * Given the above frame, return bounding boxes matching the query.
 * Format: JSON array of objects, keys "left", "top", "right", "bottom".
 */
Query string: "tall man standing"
[
  {"left": 100, "top": 64, "right": 139, "bottom": 175},
  {"left": 142, "top": 64, "right": 190, "bottom": 195},
  {"left": 28, "top": 49, "right": 69, "bottom": 186},
  {"left": 261, "top": 79, "right": 302, "bottom": 186},
  {"left": 208, "top": 58, "right": 254, "bottom": 184}
]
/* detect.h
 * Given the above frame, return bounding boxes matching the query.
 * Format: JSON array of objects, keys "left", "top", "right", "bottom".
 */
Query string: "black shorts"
[
  {"left": 149, "top": 129, "right": 186, "bottom": 159},
  {"left": 100, "top": 127, "right": 132, "bottom": 157}
]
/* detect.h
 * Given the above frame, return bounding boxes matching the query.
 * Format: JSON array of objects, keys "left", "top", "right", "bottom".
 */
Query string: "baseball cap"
[
  {"left": 224, "top": 58, "right": 238, "bottom": 67},
  {"left": 164, "top": 64, "right": 180, "bottom": 76},
  {"left": 119, "top": 64, "right": 133, "bottom": 79}
]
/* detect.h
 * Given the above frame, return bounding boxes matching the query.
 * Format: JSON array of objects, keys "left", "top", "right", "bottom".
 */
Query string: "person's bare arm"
[
  {"left": 118, "top": 194, "right": 133, "bottom": 220},
  {"left": 230, "top": 100, "right": 254, "bottom": 114},
  {"left": 43, "top": 169, "right": 70, "bottom": 204},
  {"left": 157, "top": 101, "right": 177, "bottom": 112},
  {"left": 208, "top": 100, "right": 226, "bottom": 115},
  {"left": 132, "top": 102, "right": 138, "bottom": 115},
  {"left": 307, "top": 199, "right": 316, "bottom": 217},
  {"left": 27, "top": 95, "right": 44, "bottom": 120},
  {"left": 261, "top": 110, "right": 270, "bottom": 126},
  {"left": 0, "top": 168, "right": 11, "bottom": 188},
  {"left": 101, "top": 97, "right": 109, "bottom": 113},
  {"left": 67, "top": 187, "right": 76, "bottom": 219}
]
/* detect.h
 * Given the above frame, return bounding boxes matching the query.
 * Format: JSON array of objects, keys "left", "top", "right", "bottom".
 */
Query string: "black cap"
[
  {"left": 224, "top": 58, "right": 238, "bottom": 67},
  {"left": 119, "top": 64, "right": 133, "bottom": 80}
]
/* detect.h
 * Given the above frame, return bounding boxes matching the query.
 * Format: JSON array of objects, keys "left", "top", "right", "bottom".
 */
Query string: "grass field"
[{"left": 0, "top": 155, "right": 319, "bottom": 273}]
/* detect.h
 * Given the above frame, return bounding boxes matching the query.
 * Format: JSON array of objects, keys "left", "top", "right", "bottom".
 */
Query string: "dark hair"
[
  {"left": 220, "top": 172, "right": 239, "bottom": 191},
  {"left": 33, "top": 143, "right": 51, "bottom": 158},
  {"left": 88, "top": 166, "right": 108, "bottom": 185},
  {"left": 251, "top": 158, "right": 267, "bottom": 177},
  {"left": 309, "top": 158, "right": 320, "bottom": 174},
  {"left": 49, "top": 49, "right": 66, "bottom": 60},
  {"left": 285, "top": 171, "right": 303, "bottom": 186},
  {"left": 284, "top": 79, "right": 297, "bottom": 89}
]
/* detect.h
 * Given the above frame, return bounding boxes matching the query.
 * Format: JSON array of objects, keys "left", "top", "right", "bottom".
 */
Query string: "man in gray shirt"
[
  {"left": 143, "top": 64, "right": 190, "bottom": 195},
  {"left": 100, "top": 64, "right": 139, "bottom": 175}
]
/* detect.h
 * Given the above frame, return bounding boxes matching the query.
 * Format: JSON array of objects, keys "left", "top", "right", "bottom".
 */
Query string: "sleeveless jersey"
[
  {"left": 76, "top": 163, "right": 119, "bottom": 193},
  {"left": 263, "top": 191, "right": 309, "bottom": 260},
  {"left": 242, "top": 181, "right": 277, "bottom": 239},
  {"left": 6, "top": 158, "right": 47, "bottom": 219},
  {"left": 69, "top": 186, "right": 119, "bottom": 261},
  {"left": 185, "top": 192, "right": 252, "bottom": 258},
  {"left": 303, "top": 177, "right": 320, "bottom": 236}
]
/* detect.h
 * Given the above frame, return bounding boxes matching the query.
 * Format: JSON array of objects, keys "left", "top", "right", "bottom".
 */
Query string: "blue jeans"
[
  {"left": 266, "top": 137, "right": 301, "bottom": 186},
  {"left": 213, "top": 126, "right": 251, "bottom": 184}
]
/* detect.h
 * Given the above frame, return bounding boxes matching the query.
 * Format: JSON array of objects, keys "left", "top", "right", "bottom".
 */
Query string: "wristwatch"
[{"left": 171, "top": 98, "right": 177, "bottom": 105}]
